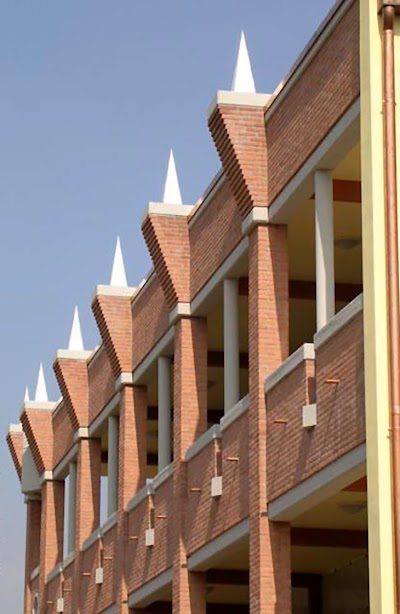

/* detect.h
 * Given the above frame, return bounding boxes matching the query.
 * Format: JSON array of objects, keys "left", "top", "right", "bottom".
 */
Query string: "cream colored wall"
[{"left": 360, "top": 1, "right": 395, "bottom": 612}]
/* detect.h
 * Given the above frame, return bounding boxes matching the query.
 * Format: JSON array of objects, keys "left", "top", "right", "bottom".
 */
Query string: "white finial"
[
  {"left": 232, "top": 31, "right": 256, "bottom": 93},
  {"left": 35, "top": 363, "right": 48, "bottom": 403},
  {"left": 24, "top": 387, "right": 30, "bottom": 403},
  {"left": 68, "top": 306, "right": 84, "bottom": 351},
  {"left": 110, "top": 236, "right": 128, "bottom": 287},
  {"left": 162, "top": 150, "right": 182, "bottom": 205}
]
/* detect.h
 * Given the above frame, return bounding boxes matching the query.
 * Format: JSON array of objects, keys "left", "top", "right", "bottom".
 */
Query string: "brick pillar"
[
  {"left": 24, "top": 497, "right": 41, "bottom": 614},
  {"left": 72, "top": 438, "right": 101, "bottom": 613},
  {"left": 116, "top": 385, "right": 148, "bottom": 613},
  {"left": 38, "top": 480, "right": 64, "bottom": 611},
  {"left": 248, "top": 225, "right": 291, "bottom": 613},
  {"left": 172, "top": 317, "right": 207, "bottom": 614}
]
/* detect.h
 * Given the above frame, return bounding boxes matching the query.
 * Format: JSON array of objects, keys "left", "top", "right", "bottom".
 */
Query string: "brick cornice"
[
  {"left": 6, "top": 427, "right": 24, "bottom": 480},
  {"left": 92, "top": 292, "right": 133, "bottom": 378},
  {"left": 208, "top": 91, "right": 269, "bottom": 220},
  {"left": 20, "top": 406, "right": 54, "bottom": 476},
  {"left": 53, "top": 355, "right": 89, "bottom": 429},
  {"left": 142, "top": 208, "right": 191, "bottom": 310}
]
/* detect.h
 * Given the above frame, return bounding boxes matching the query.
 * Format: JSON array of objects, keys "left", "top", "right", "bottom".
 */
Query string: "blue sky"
[{"left": 0, "top": 0, "right": 334, "bottom": 609}]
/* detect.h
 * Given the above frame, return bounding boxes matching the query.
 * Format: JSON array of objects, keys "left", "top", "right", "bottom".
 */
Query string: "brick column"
[
  {"left": 172, "top": 317, "right": 207, "bottom": 614},
  {"left": 38, "top": 480, "right": 64, "bottom": 611},
  {"left": 24, "top": 497, "right": 41, "bottom": 614},
  {"left": 248, "top": 225, "right": 291, "bottom": 613},
  {"left": 72, "top": 438, "right": 101, "bottom": 613},
  {"left": 116, "top": 385, "right": 148, "bottom": 613}
]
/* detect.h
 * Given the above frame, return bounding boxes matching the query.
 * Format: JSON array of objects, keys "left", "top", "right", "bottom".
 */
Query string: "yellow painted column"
[{"left": 360, "top": 1, "right": 395, "bottom": 612}]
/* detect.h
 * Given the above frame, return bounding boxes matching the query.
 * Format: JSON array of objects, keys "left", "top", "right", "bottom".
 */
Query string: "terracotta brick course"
[
  {"left": 21, "top": 409, "right": 54, "bottom": 476},
  {"left": 53, "top": 357, "right": 89, "bottom": 429},
  {"left": 6, "top": 429, "right": 24, "bottom": 479}
]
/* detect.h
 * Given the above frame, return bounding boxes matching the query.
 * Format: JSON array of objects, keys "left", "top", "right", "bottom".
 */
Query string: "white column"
[
  {"left": 107, "top": 415, "right": 119, "bottom": 516},
  {"left": 315, "top": 170, "right": 335, "bottom": 330},
  {"left": 67, "top": 461, "right": 77, "bottom": 554},
  {"left": 224, "top": 278, "right": 240, "bottom": 414},
  {"left": 158, "top": 356, "right": 172, "bottom": 472}
]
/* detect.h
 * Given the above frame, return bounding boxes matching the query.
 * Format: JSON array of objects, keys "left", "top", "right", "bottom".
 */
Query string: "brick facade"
[{"left": 7, "top": 2, "right": 368, "bottom": 612}]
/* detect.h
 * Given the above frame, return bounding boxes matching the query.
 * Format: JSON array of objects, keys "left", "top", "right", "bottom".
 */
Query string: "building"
[{"left": 6, "top": 0, "right": 400, "bottom": 611}]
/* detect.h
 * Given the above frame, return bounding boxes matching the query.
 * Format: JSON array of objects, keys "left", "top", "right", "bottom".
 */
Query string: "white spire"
[
  {"left": 35, "top": 363, "right": 48, "bottom": 403},
  {"left": 232, "top": 31, "right": 256, "bottom": 93},
  {"left": 162, "top": 150, "right": 183, "bottom": 205},
  {"left": 24, "top": 387, "right": 30, "bottom": 403},
  {"left": 68, "top": 306, "right": 84, "bottom": 351},
  {"left": 110, "top": 236, "right": 128, "bottom": 287}
]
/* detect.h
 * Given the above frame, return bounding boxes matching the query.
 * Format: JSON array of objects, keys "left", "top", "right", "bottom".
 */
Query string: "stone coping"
[
  {"left": 127, "top": 483, "right": 154, "bottom": 514},
  {"left": 152, "top": 463, "right": 173, "bottom": 491},
  {"left": 314, "top": 293, "right": 363, "bottom": 350},
  {"left": 265, "top": 343, "right": 315, "bottom": 393},
  {"left": 185, "top": 425, "right": 221, "bottom": 462},
  {"left": 81, "top": 511, "right": 118, "bottom": 552},
  {"left": 220, "top": 395, "right": 249, "bottom": 433}
]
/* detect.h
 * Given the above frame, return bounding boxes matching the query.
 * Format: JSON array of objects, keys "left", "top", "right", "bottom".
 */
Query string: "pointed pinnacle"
[
  {"left": 110, "top": 236, "right": 128, "bottom": 287},
  {"left": 34, "top": 363, "right": 48, "bottom": 403},
  {"left": 162, "top": 149, "right": 183, "bottom": 205},
  {"left": 68, "top": 306, "right": 84, "bottom": 351},
  {"left": 232, "top": 31, "right": 256, "bottom": 93},
  {"left": 24, "top": 387, "right": 30, "bottom": 403}
]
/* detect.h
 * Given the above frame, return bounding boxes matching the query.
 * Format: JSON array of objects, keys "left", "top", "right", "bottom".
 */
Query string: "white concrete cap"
[
  {"left": 110, "top": 236, "right": 128, "bottom": 287},
  {"left": 232, "top": 31, "right": 256, "bottom": 93},
  {"left": 68, "top": 306, "right": 84, "bottom": 351},
  {"left": 24, "top": 387, "right": 30, "bottom": 403},
  {"left": 35, "top": 363, "right": 48, "bottom": 403},
  {"left": 162, "top": 150, "right": 182, "bottom": 205}
]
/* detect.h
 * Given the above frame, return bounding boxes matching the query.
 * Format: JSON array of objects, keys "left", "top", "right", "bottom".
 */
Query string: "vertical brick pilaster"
[
  {"left": 116, "top": 385, "right": 148, "bottom": 613},
  {"left": 172, "top": 317, "right": 207, "bottom": 614},
  {"left": 248, "top": 225, "right": 291, "bottom": 613},
  {"left": 39, "top": 480, "right": 64, "bottom": 611},
  {"left": 24, "top": 498, "right": 41, "bottom": 614},
  {"left": 73, "top": 437, "right": 101, "bottom": 613}
]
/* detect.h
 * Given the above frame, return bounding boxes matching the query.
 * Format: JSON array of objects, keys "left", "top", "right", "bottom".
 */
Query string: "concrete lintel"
[
  {"left": 142, "top": 201, "right": 194, "bottom": 224},
  {"left": 169, "top": 302, "right": 191, "bottom": 324},
  {"left": 241, "top": 206, "right": 269, "bottom": 235},
  {"left": 30, "top": 565, "right": 40, "bottom": 582},
  {"left": 220, "top": 395, "right": 249, "bottom": 432},
  {"left": 191, "top": 237, "right": 249, "bottom": 315},
  {"left": 133, "top": 328, "right": 174, "bottom": 384},
  {"left": 53, "top": 443, "right": 78, "bottom": 480},
  {"left": 314, "top": 293, "right": 363, "bottom": 350},
  {"left": 152, "top": 462, "right": 173, "bottom": 491},
  {"left": 207, "top": 91, "right": 270, "bottom": 120},
  {"left": 55, "top": 349, "right": 92, "bottom": 362},
  {"left": 88, "top": 392, "right": 120, "bottom": 438},
  {"left": 265, "top": 343, "right": 315, "bottom": 393},
  {"left": 268, "top": 98, "right": 360, "bottom": 224},
  {"left": 186, "top": 425, "right": 221, "bottom": 462},
  {"left": 128, "top": 568, "right": 173, "bottom": 608},
  {"left": 92, "top": 285, "right": 136, "bottom": 302},
  {"left": 127, "top": 483, "right": 154, "bottom": 513},
  {"left": 268, "top": 443, "right": 366, "bottom": 521},
  {"left": 115, "top": 372, "right": 134, "bottom": 391},
  {"left": 188, "top": 518, "right": 249, "bottom": 571}
]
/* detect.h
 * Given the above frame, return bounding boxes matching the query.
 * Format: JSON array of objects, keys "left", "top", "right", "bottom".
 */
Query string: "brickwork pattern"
[
  {"left": 92, "top": 295, "right": 133, "bottom": 378},
  {"left": 52, "top": 406, "right": 74, "bottom": 468},
  {"left": 266, "top": 1, "right": 360, "bottom": 204},
  {"left": 190, "top": 179, "right": 242, "bottom": 299},
  {"left": 209, "top": 105, "right": 268, "bottom": 219},
  {"left": 54, "top": 358, "right": 89, "bottom": 429},
  {"left": 88, "top": 348, "right": 115, "bottom": 424},
  {"left": 21, "top": 409, "right": 53, "bottom": 475},
  {"left": 6, "top": 430, "right": 24, "bottom": 479},
  {"left": 142, "top": 216, "right": 191, "bottom": 309},
  {"left": 248, "top": 225, "right": 291, "bottom": 613},
  {"left": 24, "top": 499, "right": 41, "bottom": 614}
]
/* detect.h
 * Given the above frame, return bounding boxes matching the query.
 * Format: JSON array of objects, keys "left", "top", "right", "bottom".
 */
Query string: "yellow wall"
[{"left": 360, "top": 1, "right": 396, "bottom": 611}]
